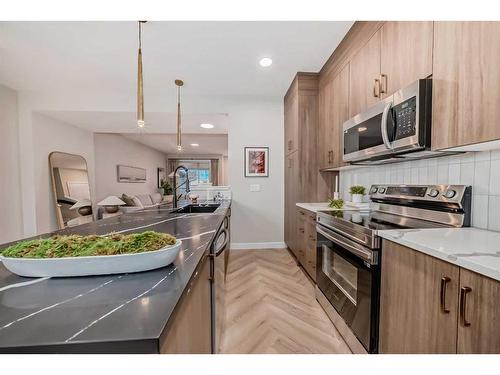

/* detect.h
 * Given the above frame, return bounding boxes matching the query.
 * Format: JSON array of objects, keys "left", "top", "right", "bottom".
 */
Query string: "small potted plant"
[
  {"left": 349, "top": 185, "right": 366, "bottom": 203},
  {"left": 161, "top": 179, "right": 174, "bottom": 203}
]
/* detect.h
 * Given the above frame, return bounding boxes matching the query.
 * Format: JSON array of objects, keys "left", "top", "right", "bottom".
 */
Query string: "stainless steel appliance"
[
  {"left": 315, "top": 184, "right": 472, "bottom": 353},
  {"left": 210, "top": 208, "right": 230, "bottom": 353},
  {"left": 342, "top": 79, "right": 454, "bottom": 165}
]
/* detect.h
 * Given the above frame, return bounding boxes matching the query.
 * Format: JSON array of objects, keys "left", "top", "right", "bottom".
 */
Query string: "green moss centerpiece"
[
  {"left": 2, "top": 231, "right": 176, "bottom": 259},
  {"left": 0, "top": 231, "right": 181, "bottom": 277}
]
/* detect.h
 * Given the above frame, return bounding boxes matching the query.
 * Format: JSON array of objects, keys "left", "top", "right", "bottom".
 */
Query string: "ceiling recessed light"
[
  {"left": 190, "top": 143, "right": 199, "bottom": 147},
  {"left": 259, "top": 57, "right": 273, "bottom": 67},
  {"left": 200, "top": 123, "right": 214, "bottom": 129}
]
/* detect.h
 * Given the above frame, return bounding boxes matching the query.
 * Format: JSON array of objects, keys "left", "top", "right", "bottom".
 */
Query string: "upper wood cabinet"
[
  {"left": 457, "top": 269, "right": 500, "bottom": 354},
  {"left": 380, "top": 21, "right": 433, "bottom": 97},
  {"left": 284, "top": 82, "right": 299, "bottom": 155},
  {"left": 318, "top": 64, "right": 350, "bottom": 170},
  {"left": 379, "top": 240, "right": 459, "bottom": 354},
  {"left": 432, "top": 21, "right": 500, "bottom": 150},
  {"left": 349, "top": 29, "right": 381, "bottom": 117}
]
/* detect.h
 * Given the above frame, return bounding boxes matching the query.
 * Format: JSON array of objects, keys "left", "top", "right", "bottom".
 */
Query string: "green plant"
[
  {"left": 328, "top": 198, "right": 344, "bottom": 209},
  {"left": 349, "top": 185, "right": 366, "bottom": 195},
  {"left": 160, "top": 179, "right": 173, "bottom": 195},
  {"left": 1, "top": 231, "right": 177, "bottom": 259}
]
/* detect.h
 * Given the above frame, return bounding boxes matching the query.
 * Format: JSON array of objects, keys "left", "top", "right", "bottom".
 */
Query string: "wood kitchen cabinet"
[
  {"left": 284, "top": 80, "right": 299, "bottom": 155},
  {"left": 284, "top": 73, "right": 319, "bottom": 256},
  {"left": 457, "top": 269, "right": 500, "bottom": 354},
  {"left": 380, "top": 240, "right": 500, "bottom": 354},
  {"left": 379, "top": 240, "right": 459, "bottom": 353},
  {"left": 296, "top": 208, "right": 317, "bottom": 282},
  {"left": 349, "top": 29, "right": 381, "bottom": 117},
  {"left": 380, "top": 21, "right": 433, "bottom": 97},
  {"left": 285, "top": 151, "right": 299, "bottom": 257},
  {"left": 318, "top": 64, "right": 350, "bottom": 170},
  {"left": 432, "top": 21, "right": 500, "bottom": 150},
  {"left": 159, "top": 254, "right": 212, "bottom": 354}
]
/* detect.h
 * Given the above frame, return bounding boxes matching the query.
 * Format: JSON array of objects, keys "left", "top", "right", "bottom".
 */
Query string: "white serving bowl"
[{"left": 0, "top": 239, "right": 182, "bottom": 278}]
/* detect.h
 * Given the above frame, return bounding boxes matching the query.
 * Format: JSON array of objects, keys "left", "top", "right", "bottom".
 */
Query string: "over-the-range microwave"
[{"left": 342, "top": 79, "right": 455, "bottom": 165}]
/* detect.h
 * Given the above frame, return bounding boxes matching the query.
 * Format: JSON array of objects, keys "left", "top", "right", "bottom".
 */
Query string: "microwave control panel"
[{"left": 393, "top": 96, "right": 417, "bottom": 140}]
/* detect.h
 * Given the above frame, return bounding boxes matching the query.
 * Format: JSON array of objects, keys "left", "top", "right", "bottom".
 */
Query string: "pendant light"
[
  {"left": 175, "top": 79, "right": 184, "bottom": 151},
  {"left": 137, "top": 21, "right": 147, "bottom": 128}
]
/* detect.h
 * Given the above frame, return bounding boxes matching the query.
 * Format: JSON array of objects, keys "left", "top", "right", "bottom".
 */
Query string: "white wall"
[
  {"left": 32, "top": 113, "right": 95, "bottom": 234},
  {"left": 93, "top": 133, "right": 167, "bottom": 202},
  {"left": 340, "top": 150, "right": 500, "bottom": 232},
  {"left": 227, "top": 98, "right": 285, "bottom": 248},
  {"left": 0, "top": 85, "right": 23, "bottom": 243}
]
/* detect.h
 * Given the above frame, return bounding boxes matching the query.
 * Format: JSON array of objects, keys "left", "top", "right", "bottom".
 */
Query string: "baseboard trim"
[{"left": 230, "top": 242, "right": 286, "bottom": 250}]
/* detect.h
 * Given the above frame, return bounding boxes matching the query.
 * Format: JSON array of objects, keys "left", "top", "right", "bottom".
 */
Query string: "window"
[{"left": 187, "top": 168, "right": 210, "bottom": 185}]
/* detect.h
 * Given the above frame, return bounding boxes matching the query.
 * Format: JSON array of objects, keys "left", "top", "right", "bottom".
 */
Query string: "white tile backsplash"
[{"left": 339, "top": 151, "right": 500, "bottom": 232}]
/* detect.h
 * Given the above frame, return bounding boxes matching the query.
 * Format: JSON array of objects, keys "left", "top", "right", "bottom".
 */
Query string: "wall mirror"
[{"left": 49, "top": 152, "right": 93, "bottom": 229}]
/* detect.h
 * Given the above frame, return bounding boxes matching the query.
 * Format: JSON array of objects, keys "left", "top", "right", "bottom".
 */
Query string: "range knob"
[
  {"left": 370, "top": 187, "right": 378, "bottom": 194},
  {"left": 378, "top": 187, "right": 386, "bottom": 194},
  {"left": 444, "top": 189, "right": 457, "bottom": 199},
  {"left": 427, "top": 188, "right": 439, "bottom": 198}
]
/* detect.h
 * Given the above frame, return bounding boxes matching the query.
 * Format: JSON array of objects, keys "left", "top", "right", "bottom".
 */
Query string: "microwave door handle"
[{"left": 381, "top": 102, "right": 393, "bottom": 150}]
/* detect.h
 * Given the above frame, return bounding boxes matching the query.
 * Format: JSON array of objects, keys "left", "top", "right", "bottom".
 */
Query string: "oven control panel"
[{"left": 369, "top": 184, "right": 470, "bottom": 204}]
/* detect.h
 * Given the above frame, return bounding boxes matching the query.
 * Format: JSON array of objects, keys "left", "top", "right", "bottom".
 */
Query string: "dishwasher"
[{"left": 210, "top": 208, "right": 230, "bottom": 353}]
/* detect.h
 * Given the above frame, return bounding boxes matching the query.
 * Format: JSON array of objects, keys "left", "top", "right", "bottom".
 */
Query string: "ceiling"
[
  {"left": 39, "top": 110, "right": 229, "bottom": 134},
  {"left": 1, "top": 21, "right": 353, "bottom": 148},
  {"left": 121, "top": 133, "right": 228, "bottom": 156},
  {"left": 0, "top": 21, "right": 353, "bottom": 99}
]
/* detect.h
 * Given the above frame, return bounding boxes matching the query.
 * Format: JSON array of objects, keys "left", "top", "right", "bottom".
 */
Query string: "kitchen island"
[{"left": 0, "top": 200, "right": 230, "bottom": 353}]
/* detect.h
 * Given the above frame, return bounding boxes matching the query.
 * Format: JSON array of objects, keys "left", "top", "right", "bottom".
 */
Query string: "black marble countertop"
[{"left": 0, "top": 200, "right": 230, "bottom": 353}]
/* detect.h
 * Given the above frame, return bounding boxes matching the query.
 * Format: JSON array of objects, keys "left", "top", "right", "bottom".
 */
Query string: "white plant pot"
[{"left": 351, "top": 194, "right": 363, "bottom": 203}]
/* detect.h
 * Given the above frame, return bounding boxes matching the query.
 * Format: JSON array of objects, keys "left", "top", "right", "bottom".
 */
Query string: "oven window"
[{"left": 322, "top": 245, "right": 358, "bottom": 305}]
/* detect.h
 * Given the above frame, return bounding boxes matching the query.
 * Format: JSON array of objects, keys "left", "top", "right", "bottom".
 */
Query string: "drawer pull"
[
  {"left": 440, "top": 276, "right": 451, "bottom": 313},
  {"left": 460, "top": 286, "right": 472, "bottom": 327}
]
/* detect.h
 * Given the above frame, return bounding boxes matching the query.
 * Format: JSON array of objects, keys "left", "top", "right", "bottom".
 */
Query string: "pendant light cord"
[{"left": 138, "top": 21, "right": 142, "bottom": 49}]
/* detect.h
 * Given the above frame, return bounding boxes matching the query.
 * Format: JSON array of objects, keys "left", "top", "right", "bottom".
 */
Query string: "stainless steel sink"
[{"left": 172, "top": 203, "right": 221, "bottom": 214}]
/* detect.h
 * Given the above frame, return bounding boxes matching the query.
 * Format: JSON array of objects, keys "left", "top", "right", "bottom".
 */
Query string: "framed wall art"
[{"left": 244, "top": 147, "right": 269, "bottom": 177}]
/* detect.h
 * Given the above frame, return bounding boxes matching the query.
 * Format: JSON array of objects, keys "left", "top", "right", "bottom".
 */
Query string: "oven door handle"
[
  {"left": 381, "top": 101, "right": 393, "bottom": 150},
  {"left": 317, "top": 225, "right": 377, "bottom": 265}
]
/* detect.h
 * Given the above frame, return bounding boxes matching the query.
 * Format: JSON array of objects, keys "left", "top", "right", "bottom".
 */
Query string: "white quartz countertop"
[
  {"left": 378, "top": 228, "right": 500, "bottom": 282},
  {"left": 296, "top": 202, "right": 371, "bottom": 213},
  {"left": 296, "top": 202, "right": 340, "bottom": 213}
]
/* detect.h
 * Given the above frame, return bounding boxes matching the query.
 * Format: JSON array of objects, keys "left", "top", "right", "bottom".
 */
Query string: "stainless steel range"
[{"left": 315, "top": 184, "right": 472, "bottom": 353}]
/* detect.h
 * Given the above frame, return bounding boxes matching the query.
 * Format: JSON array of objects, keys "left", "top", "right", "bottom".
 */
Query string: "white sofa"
[{"left": 120, "top": 192, "right": 167, "bottom": 213}]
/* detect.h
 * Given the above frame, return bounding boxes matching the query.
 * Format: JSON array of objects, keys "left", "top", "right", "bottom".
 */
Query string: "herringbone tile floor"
[{"left": 219, "top": 249, "right": 351, "bottom": 354}]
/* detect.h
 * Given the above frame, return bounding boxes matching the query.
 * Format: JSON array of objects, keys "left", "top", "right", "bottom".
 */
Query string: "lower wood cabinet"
[
  {"left": 457, "top": 269, "right": 500, "bottom": 354},
  {"left": 296, "top": 208, "right": 317, "bottom": 282},
  {"left": 159, "top": 254, "right": 212, "bottom": 354},
  {"left": 380, "top": 240, "right": 500, "bottom": 354}
]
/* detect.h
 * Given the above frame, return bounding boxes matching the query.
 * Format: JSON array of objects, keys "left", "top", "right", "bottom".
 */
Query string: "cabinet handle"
[
  {"left": 288, "top": 140, "right": 293, "bottom": 150},
  {"left": 380, "top": 74, "right": 387, "bottom": 94},
  {"left": 460, "top": 286, "right": 472, "bottom": 327},
  {"left": 440, "top": 276, "right": 451, "bottom": 313},
  {"left": 373, "top": 78, "right": 380, "bottom": 98},
  {"left": 328, "top": 150, "right": 332, "bottom": 164}
]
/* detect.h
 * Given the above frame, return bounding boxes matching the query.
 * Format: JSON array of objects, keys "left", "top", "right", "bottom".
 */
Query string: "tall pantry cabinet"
[{"left": 284, "top": 73, "right": 319, "bottom": 257}]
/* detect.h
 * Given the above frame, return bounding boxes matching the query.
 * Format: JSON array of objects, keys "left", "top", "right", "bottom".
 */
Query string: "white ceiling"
[
  {"left": 121, "top": 133, "right": 228, "bottom": 156},
  {"left": 1, "top": 21, "right": 353, "bottom": 142},
  {"left": 39, "top": 110, "right": 229, "bottom": 134},
  {"left": 0, "top": 21, "right": 353, "bottom": 99}
]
